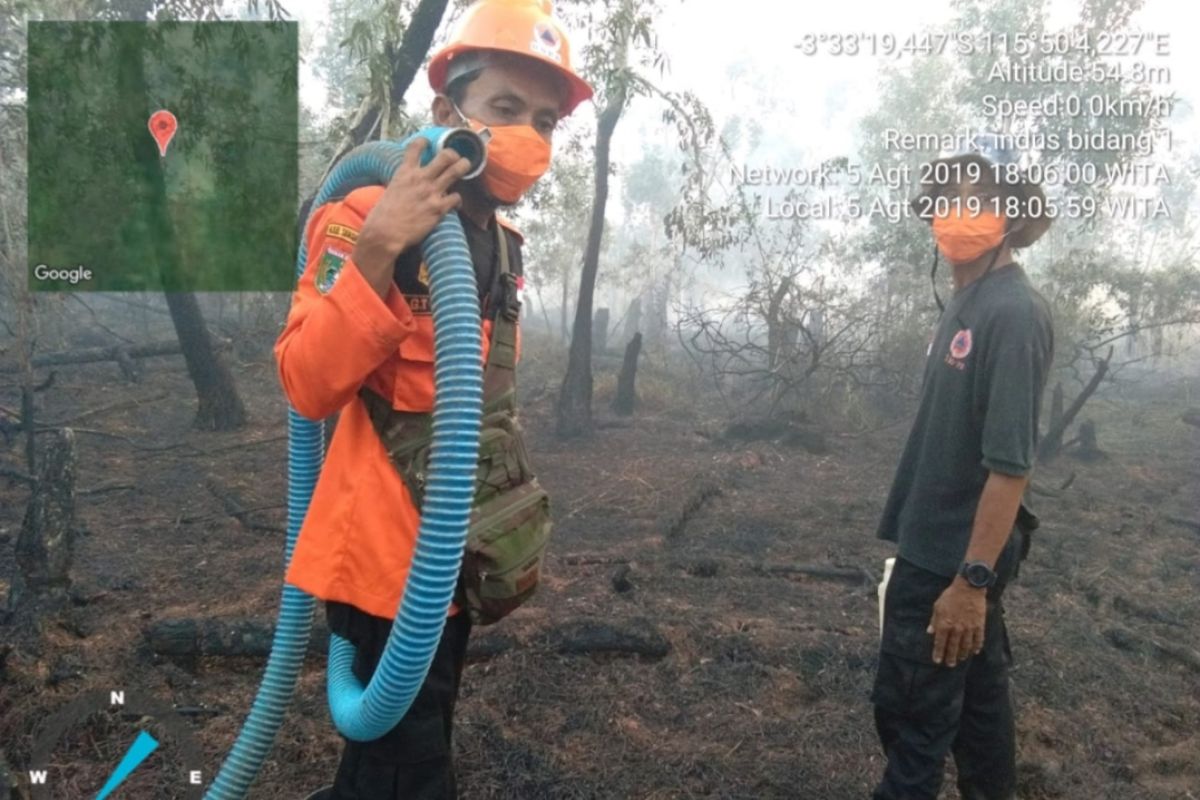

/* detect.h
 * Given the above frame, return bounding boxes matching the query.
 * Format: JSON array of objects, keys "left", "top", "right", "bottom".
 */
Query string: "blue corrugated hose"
[{"left": 204, "top": 127, "right": 487, "bottom": 799}]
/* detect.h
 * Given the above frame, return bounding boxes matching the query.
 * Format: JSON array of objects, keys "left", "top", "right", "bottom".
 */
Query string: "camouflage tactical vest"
[{"left": 359, "top": 224, "right": 551, "bottom": 626}]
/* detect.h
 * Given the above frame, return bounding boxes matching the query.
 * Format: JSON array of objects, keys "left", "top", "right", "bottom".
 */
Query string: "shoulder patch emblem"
[
  {"left": 417, "top": 262, "right": 430, "bottom": 287},
  {"left": 325, "top": 223, "right": 359, "bottom": 245},
  {"left": 949, "top": 328, "right": 973, "bottom": 360},
  {"left": 316, "top": 244, "right": 350, "bottom": 294}
]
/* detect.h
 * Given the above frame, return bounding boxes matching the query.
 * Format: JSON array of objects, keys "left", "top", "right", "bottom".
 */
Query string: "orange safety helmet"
[{"left": 428, "top": 0, "right": 593, "bottom": 116}]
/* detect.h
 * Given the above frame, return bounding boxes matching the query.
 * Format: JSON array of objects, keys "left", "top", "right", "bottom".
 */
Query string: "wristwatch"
[{"left": 958, "top": 560, "right": 997, "bottom": 589}]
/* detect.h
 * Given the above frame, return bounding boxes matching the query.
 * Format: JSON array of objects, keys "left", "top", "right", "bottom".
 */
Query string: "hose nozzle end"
[{"left": 437, "top": 127, "right": 488, "bottom": 180}]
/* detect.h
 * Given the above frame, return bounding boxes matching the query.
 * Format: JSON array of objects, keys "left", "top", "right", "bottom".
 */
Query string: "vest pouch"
[
  {"left": 361, "top": 222, "right": 549, "bottom": 627},
  {"left": 474, "top": 410, "right": 521, "bottom": 506},
  {"left": 462, "top": 480, "right": 552, "bottom": 626},
  {"left": 369, "top": 410, "right": 433, "bottom": 508}
]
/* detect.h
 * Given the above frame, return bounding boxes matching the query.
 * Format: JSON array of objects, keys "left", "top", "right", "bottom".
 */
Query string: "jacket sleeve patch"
[
  {"left": 325, "top": 222, "right": 359, "bottom": 246},
  {"left": 316, "top": 244, "right": 351, "bottom": 294}
]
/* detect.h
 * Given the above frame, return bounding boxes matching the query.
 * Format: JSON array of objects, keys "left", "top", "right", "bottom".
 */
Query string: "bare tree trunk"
[
  {"left": 593, "top": 307, "right": 610, "bottom": 355},
  {"left": 1038, "top": 348, "right": 1112, "bottom": 463},
  {"left": 165, "top": 292, "right": 247, "bottom": 430},
  {"left": 116, "top": 27, "right": 247, "bottom": 431},
  {"left": 1047, "top": 381, "right": 1064, "bottom": 437},
  {"left": 556, "top": 81, "right": 629, "bottom": 437},
  {"left": 0, "top": 180, "right": 35, "bottom": 470},
  {"left": 766, "top": 276, "right": 792, "bottom": 371},
  {"left": 19, "top": 379, "right": 34, "bottom": 470},
  {"left": 311, "top": 0, "right": 452, "bottom": 193},
  {"left": 560, "top": 269, "right": 570, "bottom": 343}
]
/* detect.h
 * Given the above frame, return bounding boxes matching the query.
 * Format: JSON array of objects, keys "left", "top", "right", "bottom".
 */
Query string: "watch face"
[{"left": 965, "top": 563, "right": 992, "bottom": 587}]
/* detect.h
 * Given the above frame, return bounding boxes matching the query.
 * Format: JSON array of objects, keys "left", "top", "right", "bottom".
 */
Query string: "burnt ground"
[{"left": 1, "top": 344, "right": 1198, "bottom": 799}]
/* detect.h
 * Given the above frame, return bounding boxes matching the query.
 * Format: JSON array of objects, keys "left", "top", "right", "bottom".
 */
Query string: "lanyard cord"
[{"left": 929, "top": 236, "right": 1008, "bottom": 317}]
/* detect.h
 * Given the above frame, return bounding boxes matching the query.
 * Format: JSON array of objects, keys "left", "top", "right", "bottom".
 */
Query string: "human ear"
[{"left": 431, "top": 94, "right": 458, "bottom": 127}]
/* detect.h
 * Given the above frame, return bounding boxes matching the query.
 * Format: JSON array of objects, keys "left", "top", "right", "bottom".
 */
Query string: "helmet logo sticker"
[{"left": 530, "top": 21, "right": 562, "bottom": 62}]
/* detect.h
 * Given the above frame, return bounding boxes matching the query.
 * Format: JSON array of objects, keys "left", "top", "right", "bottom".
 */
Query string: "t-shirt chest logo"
[
  {"left": 395, "top": 258, "right": 432, "bottom": 314},
  {"left": 944, "top": 328, "right": 973, "bottom": 371}
]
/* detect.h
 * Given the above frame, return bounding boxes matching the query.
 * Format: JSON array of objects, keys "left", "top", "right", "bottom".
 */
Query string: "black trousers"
[
  {"left": 325, "top": 601, "right": 472, "bottom": 800},
  {"left": 871, "top": 529, "right": 1024, "bottom": 800}
]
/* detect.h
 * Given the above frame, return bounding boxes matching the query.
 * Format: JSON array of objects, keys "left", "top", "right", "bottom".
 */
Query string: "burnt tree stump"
[
  {"left": 611, "top": 333, "right": 642, "bottom": 417},
  {"left": 623, "top": 297, "right": 642, "bottom": 346},
  {"left": 1077, "top": 419, "right": 1104, "bottom": 460},
  {"left": 9, "top": 429, "right": 77, "bottom": 615}
]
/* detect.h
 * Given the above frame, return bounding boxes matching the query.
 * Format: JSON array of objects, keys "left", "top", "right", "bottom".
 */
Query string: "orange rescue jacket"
[{"left": 277, "top": 186, "right": 521, "bottom": 621}]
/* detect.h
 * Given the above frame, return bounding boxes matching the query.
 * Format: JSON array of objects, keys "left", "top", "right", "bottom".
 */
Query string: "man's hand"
[
  {"left": 928, "top": 577, "right": 987, "bottom": 667},
  {"left": 352, "top": 139, "right": 473, "bottom": 297}
]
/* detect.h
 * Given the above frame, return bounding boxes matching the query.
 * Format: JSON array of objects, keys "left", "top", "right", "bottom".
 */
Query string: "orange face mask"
[
  {"left": 451, "top": 100, "right": 551, "bottom": 205},
  {"left": 931, "top": 208, "right": 1008, "bottom": 265}
]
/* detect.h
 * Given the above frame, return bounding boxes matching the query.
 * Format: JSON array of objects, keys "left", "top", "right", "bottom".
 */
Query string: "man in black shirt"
[{"left": 872, "top": 134, "right": 1054, "bottom": 800}]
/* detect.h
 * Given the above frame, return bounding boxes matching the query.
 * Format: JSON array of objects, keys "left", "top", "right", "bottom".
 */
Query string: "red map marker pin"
[{"left": 148, "top": 110, "right": 177, "bottom": 157}]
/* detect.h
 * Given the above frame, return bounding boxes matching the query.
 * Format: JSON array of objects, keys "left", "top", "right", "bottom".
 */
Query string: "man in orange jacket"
[{"left": 275, "top": 2, "right": 591, "bottom": 797}]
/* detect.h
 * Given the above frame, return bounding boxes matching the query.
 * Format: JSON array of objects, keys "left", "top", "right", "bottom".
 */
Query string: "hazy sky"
[
  {"left": 288, "top": 0, "right": 1199, "bottom": 255},
  {"left": 284, "top": 0, "right": 1199, "bottom": 310},
  {"left": 294, "top": 0, "right": 1197, "bottom": 157}
]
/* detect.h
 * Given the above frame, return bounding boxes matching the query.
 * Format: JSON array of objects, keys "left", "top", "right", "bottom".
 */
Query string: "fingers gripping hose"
[{"left": 204, "top": 128, "right": 487, "bottom": 799}]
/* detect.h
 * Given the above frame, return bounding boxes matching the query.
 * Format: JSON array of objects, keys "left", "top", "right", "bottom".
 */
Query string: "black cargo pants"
[
  {"left": 324, "top": 601, "right": 472, "bottom": 800},
  {"left": 871, "top": 528, "right": 1024, "bottom": 800}
]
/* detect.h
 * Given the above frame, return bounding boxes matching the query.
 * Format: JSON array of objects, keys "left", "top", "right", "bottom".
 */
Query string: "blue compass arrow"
[{"left": 95, "top": 729, "right": 159, "bottom": 800}]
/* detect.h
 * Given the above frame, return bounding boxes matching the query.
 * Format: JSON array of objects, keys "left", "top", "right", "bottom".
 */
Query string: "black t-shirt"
[
  {"left": 392, "top": 211, "right": 522, "bottom": 320},
  {"left": 876, "top": 263, "right": 1054, "bottom": 577}
]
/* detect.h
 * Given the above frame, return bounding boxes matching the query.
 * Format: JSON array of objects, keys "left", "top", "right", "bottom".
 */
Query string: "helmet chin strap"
[
  {"left": 440, "top": 95, "right": 502, "bottom": 212},
  {"left": 446, "top": 97, "right": 492, "bottom": 144}
]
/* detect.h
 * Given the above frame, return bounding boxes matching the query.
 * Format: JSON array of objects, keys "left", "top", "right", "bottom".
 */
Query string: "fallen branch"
[
  {"left": 540, "top": 618, "right": 670, "bottom": 660},
  {"left": 466, "top": 632, "right": 517, "bottom": 662},
  {"left": 1105, "top": 626, "right": 1200, "bottom": 674},
  {"left": 1111, "top": 595, "right": 1186, "bottom": 628},
  {"left": 204, "top": 477, "right": 284, "bottom": 533},
  {"left": 78, "top": 482, "right": 136, "bottom": 497},
  {"left": 1029, "top": 472, "right": 1077, "bottom": 499},
  {"left": 42, "top": 427, "right": 192, "bottom": 453},
  {"left": 0, "top": 465, "right": 34, "bottom": 485},
  {"left": 658, "top": 470, "right": 723, "bottom": 538},
  {"left": 558, "top": 554, "right": 632, "bottom": 567},
  {"left": 45, "top": 391, "right": 169, "bottom": 426},
  {"left": 0, "top": 340, "right": 190, "bottom": 374},
  {"left": 190, "top": 433, "right": 287, "bottom": 456},
  {"left": 750, "top": 562, "right": 874, "bottom": 585},
  {"left": 1164, "top": 516, "right": 1200, "bottom": 535},
  {"left": 144, "top": 617, "right": 330, "bottom": 659},
  {"left": 173, "top": 705, "right": 224, "bottom": 719}
]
